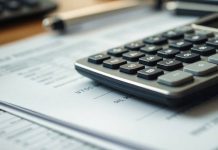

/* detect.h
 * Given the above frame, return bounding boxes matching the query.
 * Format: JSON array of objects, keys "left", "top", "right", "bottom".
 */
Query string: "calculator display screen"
[{"left": 197, "top": 16, "right": 218, "bottom": 29}]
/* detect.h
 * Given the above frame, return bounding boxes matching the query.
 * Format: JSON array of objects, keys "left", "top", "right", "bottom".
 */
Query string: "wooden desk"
[{"left": 0, "top": 0, "right": 117, "bottom": 45}]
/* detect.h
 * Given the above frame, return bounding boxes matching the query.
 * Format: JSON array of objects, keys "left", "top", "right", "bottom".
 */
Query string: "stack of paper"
[{"left": 1, "top": 8, "right": 218, "bottom": 150}]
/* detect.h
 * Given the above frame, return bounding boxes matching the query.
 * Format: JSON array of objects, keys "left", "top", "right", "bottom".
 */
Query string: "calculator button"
[
  {"left": 175, "top": 26, "right": 194, "bottom": 34},
  {"left": 139, "top": 55, "right": 162, "bottom": 66},
  {"left": 191, "top": 45, "right": 216, "bottom": 56},
  {"left": 196, "top": 30, "right": 214, "bottom": 38},
  {"left": 184, "top": 61, "right": 217, "bottom": 76},
  {"left": 208, "top": 54, "right": 218, "bottom": 65},
  {"left": 138, "top": 68, "right": 164, "bottom": 80},
  {"left": 21, "top": 0, "right": 39, "bottom": 7},
  {"left": 120, "top": 63, "right": 144, "bottom": 74},
  {"left": 124, "top": 41, "right": 145, "bottom": 50},
  {"left": 88, "top": 54, "right": 110, "bottom": 64},
  {"left": 157, "top": 59, "right": 183, "bottom": 71},
  {"left": 158, "top": 70, "right": 193, "bottom": 86},
  {"left": 206, "top": 38, "right": 218, "bottom": 48},
  {"left": 103, "top": 58, "right": 127, "bottom": 69},
  {"left": 6, "top": 0, "right": 21, "bottom": 11},
  {"left": 184, "top": 34, "right": 207, "bottom": 44},
  {"left": 163, "top": 30, "right": 184, "bottom": 40},
  {"left": 122, "top": 51, "right": 145, "bottom": 61},
  {"left": 140, "top": 45, "right": 162, "bottom": 54},
  {"left": 143, "top": 36, "right": 167, "bottom": 45},
  {"left": 169, "top": 41, "right": 192, "bottom": 51},
  {"left": 157, "top": 48, "right": 180, "bottom": 58},
  {"left": 107, "top": 47, "right": 128, "bottom": 57},
  {"left": 175, "top": 52, "right": 200, "bottom": 63}
]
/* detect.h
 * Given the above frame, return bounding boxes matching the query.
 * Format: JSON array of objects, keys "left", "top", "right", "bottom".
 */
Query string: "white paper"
[
  {"left": 0, "top": 108, "right": 124, "bottom": 150},
  {"left": 1, "top": 9, "right": 218, "bottom": 150}
]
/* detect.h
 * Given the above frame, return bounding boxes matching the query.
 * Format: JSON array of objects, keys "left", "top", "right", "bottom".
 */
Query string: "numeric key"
[
  {"left": 120, "top": 63, "right": 144, "bottom": 74},
  {"left": 138, "top": 68, "right": 164, "bottom": 80},
  {"left": 175, "top": 26, "right": 194, "bottom": 34},
  {"left": 157, "top": 48, "right": 180, "bottom": 58},
  {"left": 175, "top": 52, "right": 200, "bottom": 63},
  {"left": 88, "top": 54, "right": 110, "bottom": 64},
  {"left": 157, "top": 59, "right": 183, "bottom": 71},
  {"left": 196, "top": 30, "right": 214, "bottom": 38},
  {"left": 206, "top": 38, "right": 218, "bottom": 48},
  {"left": 163, "top": 30, "right": 184, "bottom": 40},
  {"left": 185, "top": 34, "right": 207, "bottom": 44},
  {"left": 191, "top": 45, "right": 216, "bottom": 56},
  {"left": 124, "top": 41, "right": 145, "bottom": 50},
  {"left": 122, "top": 51, "right": 145, "bottom": 61},
  {"left": 169, "top": 41, "right": 192, "bottom": 50},
  {"left": 103, "top": 58, "right": 127, "bottom": 69},
  {"left": 143, "top": 36, "right": 167, "bottom": 45},
  {"left": 107, "top": 47, "right": 128, "bottom": 57},
  {"left": 140, "top": 45, "right": 162, "bottom": 54},
  {"left": 139, "top": 55, "right": 162, "bottom": 66}
]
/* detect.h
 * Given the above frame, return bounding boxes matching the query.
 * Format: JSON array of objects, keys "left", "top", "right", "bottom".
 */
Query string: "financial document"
[
  {"left": 1, "top": 9, "right": 218, "bottom": 150},
  {"left": 0, "top": 109, "right": 107, "bottom": 150}
]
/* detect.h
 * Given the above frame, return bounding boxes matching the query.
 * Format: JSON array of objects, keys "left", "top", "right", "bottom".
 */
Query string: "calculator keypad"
[
  {"left": 87, "top": 26, "right": 218, "bottom": 82},
  {"left": 76, "top": 24, "right": 218, "bottom": 106}
]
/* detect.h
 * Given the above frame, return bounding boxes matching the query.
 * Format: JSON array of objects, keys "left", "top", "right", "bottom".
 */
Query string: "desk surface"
[{"left": 0, "top": 0, "right": 136, "bottom": 45}]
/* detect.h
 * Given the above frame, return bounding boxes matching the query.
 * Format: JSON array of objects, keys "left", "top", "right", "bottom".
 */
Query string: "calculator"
[
  {"left": 0, "top": 0, "right": 57, "bottom": 25},
  {"left": 75, "top": 13, "right": 218, "bottom": 106}
]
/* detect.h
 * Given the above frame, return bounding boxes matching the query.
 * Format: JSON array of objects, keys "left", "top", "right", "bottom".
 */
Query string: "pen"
[{"left": 42, "top": 1, "right": 143, "bottom": 32}]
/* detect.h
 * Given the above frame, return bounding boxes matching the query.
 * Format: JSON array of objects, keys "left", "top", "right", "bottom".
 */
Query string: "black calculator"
[
  {"left": 75, "top": 13, "right": 218, "bottom": 106},
  {"left": 0, "top": 0, "right": 57, "bottom": 24}
]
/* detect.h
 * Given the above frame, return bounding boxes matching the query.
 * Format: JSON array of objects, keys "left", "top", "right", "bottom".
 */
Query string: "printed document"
[{"left": 0, "top": 9, "right": 218, "bottom": 150}]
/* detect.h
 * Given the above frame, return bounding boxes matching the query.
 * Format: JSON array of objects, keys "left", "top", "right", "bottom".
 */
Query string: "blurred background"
[{"left": 0, "top": 0, "right": 217, "bottom": 44}]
